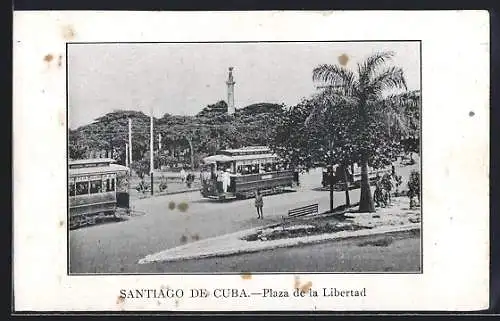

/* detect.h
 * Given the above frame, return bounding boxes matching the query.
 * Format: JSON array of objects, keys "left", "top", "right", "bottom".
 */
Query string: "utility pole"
[
  {"left": 128, "top": 118, "right": 133, "bottom": 166},
  {"left": 158, "top": 133, "right": 162, "bottom": 170},
  {"left": 125, "top": 142, "right": 129, "bottom": 167},
  {"left": 150, "top": 109, "right": 154, "bottom": 195}
]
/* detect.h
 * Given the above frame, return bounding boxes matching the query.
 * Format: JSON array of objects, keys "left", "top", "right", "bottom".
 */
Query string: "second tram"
[{"left": 200, "top": 146, "right": 297, "bottom": 200}]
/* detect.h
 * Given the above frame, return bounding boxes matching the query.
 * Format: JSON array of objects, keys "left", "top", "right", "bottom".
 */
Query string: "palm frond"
[
  {"left": 384, "top": 90, "right": 421, "bottom": 113},
  {"left": 304, "top": 91, "right": 358, "bottom": 127},
  {"left": 358, "top": 51, "right": 395, "bottom": 85},
  {"left": 367, "top": 66, "right": 408, "bottom": 96},
  {"left": 388, "top": 111, "right": 410, "bottom": 136},
  {"left": 312, "top": 64, "right": 357, "bottom": 95},
  {"left": 371, "top": 90, "right": 421, "bottom": 136}
]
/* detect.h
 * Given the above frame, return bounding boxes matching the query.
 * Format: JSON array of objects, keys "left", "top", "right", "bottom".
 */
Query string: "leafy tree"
[
  {"left": 70, "top": 102, "right": 287, "bottom": 171},
  {"left": 71, "top": 110, "right": 152, "bottom": 164},
  {"left": 131, "top": 159, "right": 150, "bottom": 179},
  {"left": 311, "top": 51, "right": 419, "bottom": 212},
  {"left": 196, "top": 100, "right": 228, "bottom": 119},
  {"left": 272, "top": 95, "right": 356, "bottom": 212},
  {"left": 68, "top": 130, "right": 87, "bottom": 159},
  {"left": 271, "top": 100, "right": 318, "bottom": 170}
]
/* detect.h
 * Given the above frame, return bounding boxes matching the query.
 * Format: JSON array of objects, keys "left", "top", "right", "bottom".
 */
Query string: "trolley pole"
[
  {"left": 128, "top": 118, "right": 133, "bottom": 165},
  {"left": 150, "top": 110, "right": 154, "bottom": 195}
]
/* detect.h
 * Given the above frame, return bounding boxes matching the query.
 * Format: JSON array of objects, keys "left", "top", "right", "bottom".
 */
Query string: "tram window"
[
  {"left": 68, "top": 183, "right": 75, "bottom": 196},
  {"left": 89, "top": 180, "right": 102, "bottom": 194},
  {"left": 102, "top": 179, "right": 109, "bottom": 192},
  {"left": 102, "top": 178, "right": 115, "bottom": 192},
  {"left": 75, "top": 181, "right": 89, "bottom": 196}
]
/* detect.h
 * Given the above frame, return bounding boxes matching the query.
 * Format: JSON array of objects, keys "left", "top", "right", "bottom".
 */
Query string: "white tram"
[{"left": 199, "top": 146, "right": 297, "bottom": 200}]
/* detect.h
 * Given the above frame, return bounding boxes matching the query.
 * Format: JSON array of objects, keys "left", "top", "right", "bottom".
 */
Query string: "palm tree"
[{"left": 311, "top": 51, "right": 415, "bottom": 212}]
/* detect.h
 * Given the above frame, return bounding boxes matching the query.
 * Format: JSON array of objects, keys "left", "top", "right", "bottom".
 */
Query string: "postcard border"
[{"left": 66, "top": 40, "right": 423, "bottom": 276}]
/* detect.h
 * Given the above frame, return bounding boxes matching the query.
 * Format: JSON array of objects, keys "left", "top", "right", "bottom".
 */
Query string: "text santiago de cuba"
[{"left": 119, "top": 287, "right": 367, "bottom": 299}]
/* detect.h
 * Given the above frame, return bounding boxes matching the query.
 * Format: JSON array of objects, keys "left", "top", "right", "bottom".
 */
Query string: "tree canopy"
[
  {"left": 272, "top": 51, "right": 421, "bottom": 212},
  {"left": 69, "top": 101, "right": 286, "bottom": 168}
]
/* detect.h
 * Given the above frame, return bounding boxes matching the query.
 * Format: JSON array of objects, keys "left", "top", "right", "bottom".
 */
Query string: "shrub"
[
  {"left": 159, "top": 180, "right": 168, "bottom": 192},
  {"left": 135, "top": 180, "right": 150, "bottom": 193},
  {"left": 407, "top": 170, "right": 420, "bottom": 206},
  {"left": 131, "top": 159, "right": 150, "bottom": 179}
]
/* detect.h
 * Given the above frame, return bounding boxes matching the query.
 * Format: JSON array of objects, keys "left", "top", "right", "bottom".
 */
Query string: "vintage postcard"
[{"left": 13, "top": 11, "right": 489, "bottom": 312}]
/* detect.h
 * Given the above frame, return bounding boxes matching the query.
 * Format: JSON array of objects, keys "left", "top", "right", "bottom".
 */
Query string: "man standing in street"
[
  {"left": 255, "top": 190, "right": 264, "bottom": 219},
  {"left": 180, "top": 168, "right": 186, "bottom": 183}
]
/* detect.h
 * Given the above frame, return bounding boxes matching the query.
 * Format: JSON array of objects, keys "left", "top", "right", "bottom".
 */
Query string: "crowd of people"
[{"left": 180, "top": 168, "right": 195, "bottom": 188}]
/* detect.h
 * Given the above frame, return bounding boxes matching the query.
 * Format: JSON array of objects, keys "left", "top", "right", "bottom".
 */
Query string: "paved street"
[
  {"left": 136, "top": 230, "right": 421, "bottom": 273},
  {"left": 69, "top": 164, "right": 419, "bottom": 273}
]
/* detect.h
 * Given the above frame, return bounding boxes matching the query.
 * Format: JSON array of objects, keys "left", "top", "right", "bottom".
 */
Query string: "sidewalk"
[{"left": 138, "top": 222, "right": 419, "bottom": 264}]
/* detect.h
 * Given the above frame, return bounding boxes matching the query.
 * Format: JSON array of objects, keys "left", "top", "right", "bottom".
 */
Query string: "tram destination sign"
[{"left": 73, "top": 173, "right": 115, "bottom": 182}]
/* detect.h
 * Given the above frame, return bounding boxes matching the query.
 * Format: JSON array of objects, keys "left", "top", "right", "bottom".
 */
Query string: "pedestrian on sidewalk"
[{"left": 255, "top": 190, "right": 264, "bottom": 219}]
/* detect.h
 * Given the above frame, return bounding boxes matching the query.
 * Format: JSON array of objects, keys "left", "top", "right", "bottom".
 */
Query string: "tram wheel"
[
  {"left": 87, "top": 215, "right": 96, "bottom": 225},
  {"left": 74, "top": 216, "right": 85, "bottom": 228},
  {"left": 96, "top": 212, "right": 106, "bottom": 222},
  {"left": 69, "top": 217, "right": 78, "bottom": 230}
]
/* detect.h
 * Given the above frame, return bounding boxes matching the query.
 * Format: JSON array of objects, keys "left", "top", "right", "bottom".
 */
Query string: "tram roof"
[
  {"left": 69, "top": 158, "right": 117, "bottom": 166},
  {"left": 216, "top": 146, "right": 274, "bottom": 157},
  {"left": 202, "top": 154, "right": 233, "bottom": 163},
  {"left": 69, "top": 163, "right": 129, "bottom": 176},
  {"left": 203, "top": 153, "right": 278, "bottom": 163},
  {"left": 222, "top": 146, "right": 270, "bottom": 153}
]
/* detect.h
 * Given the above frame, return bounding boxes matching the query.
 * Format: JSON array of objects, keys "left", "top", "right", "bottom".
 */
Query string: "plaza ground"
[{"left": 69, "top": 161, "right": 420, "bottom": 273}]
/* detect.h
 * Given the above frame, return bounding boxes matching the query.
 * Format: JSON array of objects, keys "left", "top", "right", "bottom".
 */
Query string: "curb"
[
  {"left": 138, "top": 223, "right": 420, "bottom": 264},
  {"left": 158, "top": 188, "right": 201, "bottom": 196},
  {"left": 132, "top": 188, "right": 201, "bottom": 200}
]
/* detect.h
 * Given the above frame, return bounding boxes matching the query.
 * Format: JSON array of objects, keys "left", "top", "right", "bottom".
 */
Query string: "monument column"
[{"left": 226, "top": 67, "right": 235, "bottom": 115}]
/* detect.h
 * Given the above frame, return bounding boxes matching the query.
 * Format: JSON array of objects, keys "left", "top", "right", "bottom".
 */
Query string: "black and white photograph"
[
  {"left": 13, "top": 10, "right": 490, "bottom": 312},
  {"left": 67, "top": 41, "right": 422, "bottom": 274}
]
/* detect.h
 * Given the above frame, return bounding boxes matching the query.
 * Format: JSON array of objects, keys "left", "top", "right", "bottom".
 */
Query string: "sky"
[{"left": 68, "top": 42, "right": 420, "bottom": 129}]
